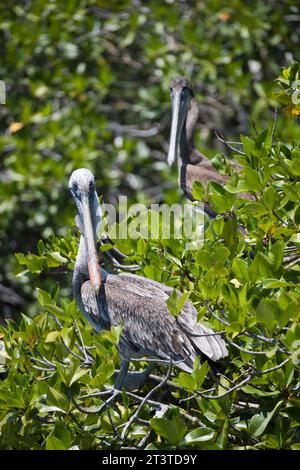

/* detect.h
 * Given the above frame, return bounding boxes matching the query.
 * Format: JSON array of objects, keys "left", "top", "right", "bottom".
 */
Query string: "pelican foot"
[
  {"left": 115, "top": 363, "right": 156, "bottom": 392},
  {"left": 114, "top": 360, "right": 130, "bottom": 391}
]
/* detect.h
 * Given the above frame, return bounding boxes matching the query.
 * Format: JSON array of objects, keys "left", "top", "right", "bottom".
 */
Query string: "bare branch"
[
  {"left": 71, "top": 389, "right": 120, "bottom": 415},
  {"left": 258, "top": 358, "right": 290, "bottom": 374},
  {"left": 215, "top": 131, "right": 246, "bottom": 156},
  {"left": 212, "top": 304, "right": 288, "bottom": 354},
  {"left": 197, "top": 374, "right": 253, "bottom": 400},
  {"left": 227, "top": 340, "right": 268, "bottom": 355},
  {"left": 30, "top": 356, "right": 56, "bottom": 370},
  {"left": 271, "top": 108, "right": 278, "bottom": 145},
  {"left": 189, "top": 330, "right": 226, "bottom": 338},
  {"left": 125, "top": 391, "right": 199, "bottom": 426},
  {"left": 73, "top": 319, "right": 94, "bottom": 364},
  {"left": 121, "top": 358, "right": 173, "bottom": 440}
]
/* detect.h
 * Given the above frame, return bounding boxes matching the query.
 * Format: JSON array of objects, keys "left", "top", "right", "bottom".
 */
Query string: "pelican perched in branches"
[
  {"left": 168, "top": 77, "right": 253, "bottom": 214},
  {"left": 69, "top": 168, "right": 228, "bottom": 391}
]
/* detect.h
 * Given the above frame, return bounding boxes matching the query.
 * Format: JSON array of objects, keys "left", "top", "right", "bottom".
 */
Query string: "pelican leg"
[
  {"left": 121, "top": 363, "right": 157, "bottom": 392},
  {"left": 114, "top": 360, "right": 129, "bottom": 390}
]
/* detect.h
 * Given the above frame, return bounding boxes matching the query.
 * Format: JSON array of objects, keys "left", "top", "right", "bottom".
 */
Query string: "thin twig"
[
  {"left": 79, "top": 389, "right": 115, "bottom": 400},
  {"left": 129, "top": 350, "right": 192, "bottom": 367},
  {"left": 125, "top": 391, "right": 199, "bottom": 426},
  {"left": 197, "top": 374, "right": 252, "bottom": 399},
  {"left": 71, "top": 389, "right": 120, "bottom": 415},
  {"left": 273, "top": 210, "right": 289, "bottom": 227},
  {"left": 31, "top": 354, "right": 56, "bottom": 369},
  {"left": 31, "top": 363, "right": 55, "bottom": 372},
  {"left": 73, "top": 319, "right": 93, "bottom": 364},
  {"left": 189, "top": 330, "right": 226, "bottom": 338},
  {"left": 103, "top": 248, "right": 140, "bottom": 272},
  {"left": 196, "top": 358, "right": 290, "bottom": 400},
  {"left": 215, "top": 131, "right": 246, "bottom": 156},
  {"left": 271, "top": 108, "right": 278, "bottom": 145},
  {"left": 252, "top": 120, "right": 259, "bottom": 135},
  {"left": 138, "top": 430, "right": 152, "bottom": 449},
  {"left": 258, "top": 358, "right": 290, "bottom": 374},
  {"left": 105, "top": 404, "right": 124, "bottom": 442},
  {"left": 121, "top": 358, "right": 173, "bottom": 440},
  {"left": 61, "top": 336, "right": 85, "bottom": 362},
  {"left": 213, "top": 305, "right": 287, "bottom": 354},
  {"left": 227, "top": 340, "right": 268, "bottom": 355}
]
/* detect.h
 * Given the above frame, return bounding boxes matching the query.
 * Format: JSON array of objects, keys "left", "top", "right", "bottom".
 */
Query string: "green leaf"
[
  {"left": 192, "top": 361, "right": 210, "bottom": 389},
  {"left": 196, "top": 250, "right": 212, "bottom": 270},
  {"left": 243, "top": 202, "right": 269, "bottom": 216},
  {"left": 43, "top": 304, "right": 66, "bottom": 320},
  {"left": 68, "top": 367, "right": 89, "bottom": 386},
  {"left": 46, "top": 252, "right": 68, "bottom": 268},
  {"left": 54, "top": 422, "right": 72, "bottom": 449},
  {"left": 36, "top": 288, "right": 53, "bottom": 306},
  {"left": 256, "top": 298, "right": 280, "bottom": 331},
  {"left": 90, "top": 360, "right": 115, "bottom": 387},
  {"left": 243, "top": 167, "right": 263, "bottom": 192},
  {"left": 183, "top": 427, "right": 215, "bottom": 445},
  {"left": 47, "top": 386, "right": 69, "bottom": 412},
  {"left": 214, "top": 246, "right": 230, "bottom": 265},
  {"left": 290, "top": 233, "right": 300, "bottom": 244},
  {"left": 37, "top": 239, "right": 46, "bottom": 255},
  {"left": 45, "top": 331, "right": 60, "bottom": 343},
  {"left": 294, "top": 206, "right": 300, "bottom": 225},
  {"left": 269, "top": 240, "right": 284, "bottom": 271},
  {"left": 249, "top": 252, "right": 274, "bottom": 282},
  {"left": 172, "top": 372, "right": 196, "bottom": 391},
  {"left": 263, "top": 186, "right": 277, "bottom": 210},
  {"left": 249, "top": 400, "right": 283, "bottom": 437},
  {"left": 260, "top": 279, "right": 292, "bottom": 289},
  {"left": 232, "top": 258, "right": 249, "bottom": 283},
  {"left": 46, "top": 435, "right": 67, "bottom": 450},
  {"left": 240, "top": 135, "right": 255, "bottom": 157},
  {"left": 166, "top": 289, "right": 180, "bottom": 317},
  {"left": 150, "top": 415, "right": 187, "bottom": 445},
  {"left": 193, "top": 181, "right": 204, "bottom": 200}
]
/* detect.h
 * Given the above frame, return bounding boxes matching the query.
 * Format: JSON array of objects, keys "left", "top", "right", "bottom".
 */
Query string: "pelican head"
[
  {"left": 69, "top": 168, "right": 101, "bottom": 293},
  {"left": 167, "top": 76, "right": 194, "bottom": 167}
]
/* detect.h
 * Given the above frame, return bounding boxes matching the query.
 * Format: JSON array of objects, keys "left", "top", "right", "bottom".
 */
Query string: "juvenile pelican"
[
  {"left": 69, "top": 168, "right": 228, "bottom": 390},
  {"left": 168, "top": 77, "right": 253, "bottom": 212}
]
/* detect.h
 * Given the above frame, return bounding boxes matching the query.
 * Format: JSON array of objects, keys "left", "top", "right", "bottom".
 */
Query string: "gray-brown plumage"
[
  {"left": 168, "top": 77, "right": 253, "bottom": 210},
  {"left": 69, "top": 168, "right": 228, "bottom": 390}
]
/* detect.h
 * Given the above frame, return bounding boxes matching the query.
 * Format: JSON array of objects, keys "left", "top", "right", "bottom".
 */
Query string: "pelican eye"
[
  {"left": 88, "top": 180, "right": 95, "bottom": 197},
  {"left": 69, "top": 182, "right": 77, "bottom": 194},
  {"left": 70, "top": 182, "right": 82, "bottom": 201}
]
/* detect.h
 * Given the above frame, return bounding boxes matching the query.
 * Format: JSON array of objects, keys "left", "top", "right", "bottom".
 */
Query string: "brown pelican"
[
  {"left": 168, "top": 77, "right": 253, "bottom": 213},
  {"left": 69, "top": 168, "right": 228, "bottom": 390}
]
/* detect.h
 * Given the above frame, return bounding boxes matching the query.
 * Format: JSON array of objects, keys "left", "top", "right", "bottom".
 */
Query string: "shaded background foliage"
[{"left": 0, "top": 0, "right": 300, "bottom": 451}]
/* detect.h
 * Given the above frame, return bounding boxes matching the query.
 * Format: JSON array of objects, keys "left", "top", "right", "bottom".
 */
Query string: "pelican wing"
[
  {"left": 178, "top": 302, "right": 228, "bottom": 361},
  {"left": 81, "top": 281, "right": 110, "bottom": 332},
  {"left": 81, "top": 273, "right": 227, "bottom": 364},
  {"left": 107, "top": 273, "right": 228, "bottom": 362},
  {"left": 103, "top": 274, "right": 195, "bottom": 371}
]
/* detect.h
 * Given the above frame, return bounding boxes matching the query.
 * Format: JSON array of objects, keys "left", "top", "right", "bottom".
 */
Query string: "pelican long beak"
[
  {"left": 167, "top": 90, "right": 190, "bottom": 166},
  {"left": 81, "top": 195, "right": 101, "bottom": 294}
]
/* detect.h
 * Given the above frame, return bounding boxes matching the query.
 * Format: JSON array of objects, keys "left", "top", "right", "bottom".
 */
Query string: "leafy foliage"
[
  {"left": 0, "top": 0, "right": 300, "bottom": 451},
  {"left": 1, "top": 123, "right": 300, "bottom": 449},
  {"left": 273, "top": 63, "right": 300, "bottom": 118}
]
